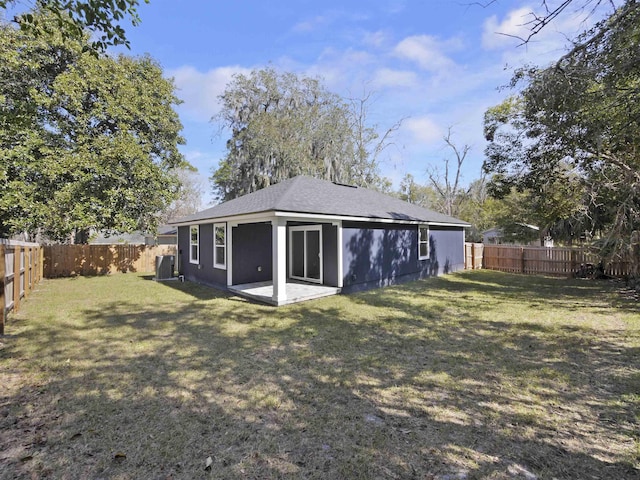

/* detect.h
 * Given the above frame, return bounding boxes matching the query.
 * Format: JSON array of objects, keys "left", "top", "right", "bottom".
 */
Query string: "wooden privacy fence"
[
  {"left": 1, "top": 240, "right": 44, "bottom": 335},
  {"left": 43, "top": 244, "right": 177, "bottom": 278},
  {"left": 465, "top": 243, "right": 630, "bottom": 277},
  {"left": 464, "top": 243, "right": 484, "bottom": 270}
]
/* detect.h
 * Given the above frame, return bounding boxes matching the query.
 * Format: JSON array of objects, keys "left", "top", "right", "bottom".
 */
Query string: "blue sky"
[{"left": 101, "top": 2, "right": 614, "bottom": 205}]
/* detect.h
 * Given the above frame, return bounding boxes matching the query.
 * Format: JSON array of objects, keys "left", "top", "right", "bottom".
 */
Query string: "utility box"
[{"left": 155, "top": 255, "right": 175, "bottom": 280}]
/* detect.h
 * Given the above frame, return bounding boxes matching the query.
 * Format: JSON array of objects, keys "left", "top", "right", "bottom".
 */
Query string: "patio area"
[{"left": 228, "top": 280, "right": 340, "bottom": 305}]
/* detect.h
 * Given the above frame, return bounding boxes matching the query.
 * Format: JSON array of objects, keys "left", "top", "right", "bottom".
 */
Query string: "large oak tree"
[
  {"left": 211, "top": 68, "right": 393, "bottom": 201},
  {"left": 483, "top": 0, "right": 640, "bottom": 258},
  {"left": 0, "top": 14, "right": 188, "bottom": 241},
  {"left": 1, "top": 0, "right": 146, "bottom": 51}
]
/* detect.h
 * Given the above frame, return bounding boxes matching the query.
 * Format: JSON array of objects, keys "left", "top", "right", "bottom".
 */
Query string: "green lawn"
[{"left": 0, "top": 271, "right": 638, "bottom": 479}]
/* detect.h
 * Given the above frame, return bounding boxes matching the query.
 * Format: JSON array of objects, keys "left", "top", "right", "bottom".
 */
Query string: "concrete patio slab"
[{"left": 228, "top": 281, "right": 340, "bottom": 305}]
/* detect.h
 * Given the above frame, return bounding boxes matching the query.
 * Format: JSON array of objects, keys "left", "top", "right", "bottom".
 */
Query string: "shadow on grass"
[
  {"left": 1, "top": 271, "right": 638, "bottom": 479},
  {"left": 140, "top": 273, "right": 238, "bottom": 302}
]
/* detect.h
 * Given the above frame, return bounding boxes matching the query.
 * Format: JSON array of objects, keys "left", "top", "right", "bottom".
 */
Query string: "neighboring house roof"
[
  {"left": 482, "top": 224, "right": 540, "bottom": 236},
  {"left": 482, "top": 228, "right": 502, "bottom": 237},
  {"left": 171, "top": 175, "right": 469, "bottom": 226},
  {"left": 89, "top": 225, "right": 177, "bottom": 245},
  {"left": 517, "top": 223, "right": 539, "bottom": 231},
  {"left": 157, "top": 225, "right": 177, "bottom": 236}
]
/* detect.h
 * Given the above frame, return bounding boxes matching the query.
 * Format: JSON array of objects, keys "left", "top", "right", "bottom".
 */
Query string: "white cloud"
[
  {"left": 372, "top": 68, "right": 417, "bottom": 88},
  {"left": 362, "top": 29, "right": 389, "bottom": 48},
  {"left": 168, "top": 65, "right": 251, "bottom": 122},
  {"left": 305, "top": 47, "right": 376, "bottom": 90},
  {"left": 180, "top": 148, "right": 223, "bottom": 174},
  {"left": 393, "top": 35, "right": 459, "bottom": 73},
  {"left": 292, "top": 10, "right": 370, "bottom": 35},
  {"left": 293, "top": 15, "right": 329, "bottom": 33},
  {"left": 482, "top": 7, "right": 533, "bottom": 50},
  {"left": 403, "top": 116, "right": 444, "bottom": 146},
  {"left": 481, "top": 4, "right": 609, "bottom": 59},
  {"left": 384, "top": 0, "right": 406, "bottom": 15}
]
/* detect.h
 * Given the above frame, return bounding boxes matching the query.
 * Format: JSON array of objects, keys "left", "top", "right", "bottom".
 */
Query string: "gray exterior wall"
[
  {"left": 232, "top": 222, "right": 272, "bottom": 285},
  {"left": 429, "top": 225, "right": 465, "bottom": 274},
  {"left": 179, "top": 220, "right": 464, "bottom": 294},
  {"left": 341, "top": 222, "right": 464, "bottom": 293},
  {"left": 180, "top": 221, "right": 340, "bottom": 289},
  {"left": 177, "top": 224, "right": 227, "bottom": 287}
]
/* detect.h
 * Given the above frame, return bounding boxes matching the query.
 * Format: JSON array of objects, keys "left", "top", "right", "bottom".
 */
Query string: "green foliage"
[
  {"left": 483, "top": 0, "right": 640, "bottom": 255},
  {"left": 397, "top": 174, "right": 492, "bottom": 242},
  {"left": 0, "top": 15, "right": 187, "bottom": 241},
  {"left": 158, "top": 168, "right": 204, "bottom": 223},
  {"left": 398, "top": 132, "right": 493, "bottom": 241},
  {"left": 397, "top": 173, "right": 439, "bottom": 208},
  {"left": 211, "top": 68, "right": 391, "bottom": 201},
  {"left": 1, "top": 0, "right": 147, "bottom": 51},
  {"left": 454, "top": 178, "right": 494, "bottom": 242}
]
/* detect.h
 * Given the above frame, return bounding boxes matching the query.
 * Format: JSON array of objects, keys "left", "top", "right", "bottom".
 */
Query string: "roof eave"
[{"left": 170, "top": 209, "right": 470, "bottom": 228}]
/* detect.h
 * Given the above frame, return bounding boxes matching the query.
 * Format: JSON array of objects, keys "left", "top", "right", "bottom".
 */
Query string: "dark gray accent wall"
[
  {"left": 177, "top": 226, "right": 188, "bottom": 276},
  {"left": 322, "top": 224, "right": 339, "bottom": 287},
  {"left": 341, "top": 222, "right": 464, "bottom": 293},
  {"left": 177, "top": 224, "right": 227, "bottom": 287},
  {"left": 232, "top": 222, "right": 272, "bottom": 285}
]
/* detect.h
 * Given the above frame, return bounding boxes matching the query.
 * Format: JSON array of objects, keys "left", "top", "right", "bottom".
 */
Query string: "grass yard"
[{"left": 0, "top": 271, "right": 638, "bottom": 479}]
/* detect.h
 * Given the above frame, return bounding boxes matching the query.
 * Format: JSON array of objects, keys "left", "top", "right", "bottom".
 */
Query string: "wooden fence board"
[
  {"left": 466, "top": 243, "right": 631, "bottom": 277},
  {"left": 0, "top": 245, "right": 5, "bottom": 335},
  {"left": 1, "top": 240, "right": 43, "bottom": 330},
  {"left": 464, "top": 243, "right": 483, "bottom": 270},
  {"left": 13, "top": 246, "right": 20, "bottom": 312},
  {"left": 43, "top": 244, "right": 177, "bottom": 278}
]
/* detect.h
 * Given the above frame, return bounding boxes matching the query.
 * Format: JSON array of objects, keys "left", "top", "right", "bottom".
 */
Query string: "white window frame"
[
  {"left": 418, "top": 225, "right": 429, "bottom": 260},
  {"left": 213, "top": 223, "right": 226, "bottom": 270},
  {"left": 189, "top": 225, "right": 199, "bottom": 264}
]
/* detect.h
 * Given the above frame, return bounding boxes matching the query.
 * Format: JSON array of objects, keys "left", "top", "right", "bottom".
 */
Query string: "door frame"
[{"left": 288, "top": 225, "right": 323, "bottom": 284}]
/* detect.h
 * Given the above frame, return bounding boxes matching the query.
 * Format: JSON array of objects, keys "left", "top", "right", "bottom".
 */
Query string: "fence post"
[
  {"left": 33, "top": 246, "right": 39, "bottom": 284},
  {"left": 0, "top": 244, "right": 5, "bottom": 336},
  {"left": 521, "top": 247, "right": 526, "bottom": 274},
  {"left": 24, "top": 247, "right": 31, "bottom": 299},
  {"left": 13, "top": 245, "right": 20, "bottom": 313},
  {"left": 470, "top": 243, "right": 476, "bottom": 269}
]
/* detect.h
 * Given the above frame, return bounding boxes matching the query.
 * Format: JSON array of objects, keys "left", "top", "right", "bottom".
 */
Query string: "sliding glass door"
[{"left": 289, "top": 226, "right": 322, "bottom": 284}]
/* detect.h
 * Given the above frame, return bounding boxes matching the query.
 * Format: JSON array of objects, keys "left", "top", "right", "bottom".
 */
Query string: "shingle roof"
[{"left": 171, "top": 176, "right": 469, "bottom": 226}]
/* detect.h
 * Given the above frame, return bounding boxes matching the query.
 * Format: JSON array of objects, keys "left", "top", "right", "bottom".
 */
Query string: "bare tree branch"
[
  {"left": 426, "top": 127, "right": 471, "bottom": 217},
  {"left": 470, "top": 0, "right": 621, "bottom": 45}
]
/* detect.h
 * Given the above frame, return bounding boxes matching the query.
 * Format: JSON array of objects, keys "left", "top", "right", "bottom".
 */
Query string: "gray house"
[{"left": 170, "top": 176, "right": 469, "bottom": 305}]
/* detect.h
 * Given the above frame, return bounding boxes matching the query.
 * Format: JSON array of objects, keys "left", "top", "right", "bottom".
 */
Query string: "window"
[
  {"left": 418, "top": 225, "right": 429, "bottom": 260},
  {"left": 189, "top": 225, "right": 199, "bottom": 264},
  {"left": 214, "top": 223, "right": 226, "bottom": 269}
]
